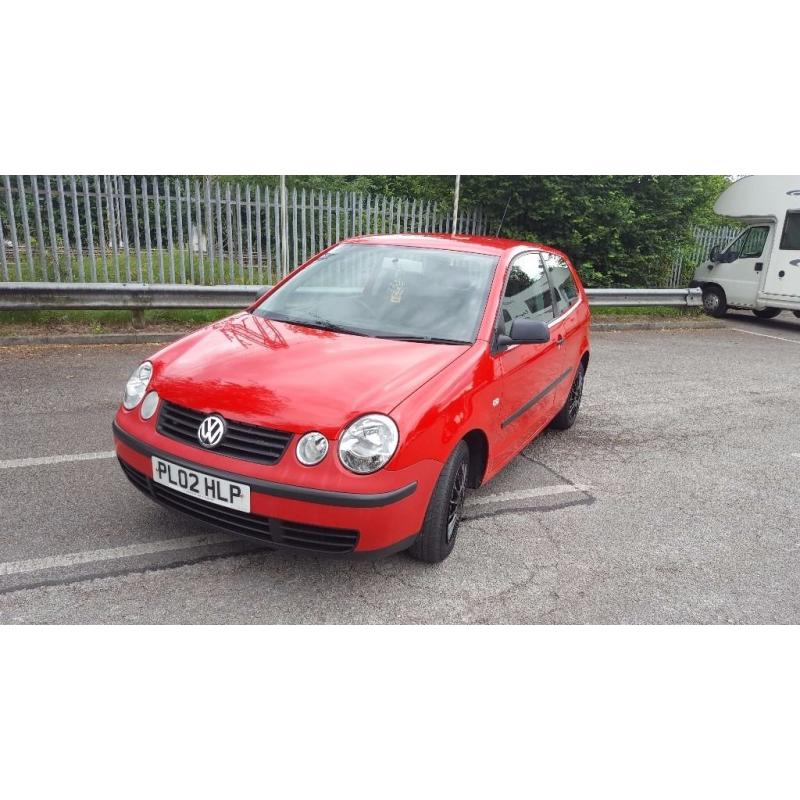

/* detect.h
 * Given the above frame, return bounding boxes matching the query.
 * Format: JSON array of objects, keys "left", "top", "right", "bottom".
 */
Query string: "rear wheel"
[
  {"left": 406, "top": 441, "right": 470, "bottom": 564},
  {"left": 702, "top": 286, "right": 728, "bottom": 317},
  {"left": 753, "top": 308, "right": 781, "bottom": 319},
  {"left": 550, "top": 363, "right": 585, "bottom": 431}
]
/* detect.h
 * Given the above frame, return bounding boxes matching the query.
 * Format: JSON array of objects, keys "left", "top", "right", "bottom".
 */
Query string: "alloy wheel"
[
  {"left": 446, "top": 461, "right": 469, "bottom": 542},
  {"left": 567, "top": 369, "right": 584, "bottom": 421}
]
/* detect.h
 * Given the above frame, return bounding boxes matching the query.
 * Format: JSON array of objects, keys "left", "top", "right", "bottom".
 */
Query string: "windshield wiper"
[
  {"left": 266, "top": 314, "right": 369, "bottom": 336},
  {"left": 375, "top": 334, "right": 471, "bottom": 345},
  {"left": 306, "top": 318, "right": 370, "bottom": 336}
]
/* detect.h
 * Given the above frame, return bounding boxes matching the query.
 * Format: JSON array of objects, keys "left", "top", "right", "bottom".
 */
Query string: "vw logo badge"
[{"left": 197, "top": 414, "right": 226, "bottom": 448}]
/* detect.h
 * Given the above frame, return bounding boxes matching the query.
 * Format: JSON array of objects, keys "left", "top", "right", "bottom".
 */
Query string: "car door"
[
  {"left": 542, "top": 251, "right": 584, "bottom": 410},
  {"left": 711, "top": 225, "right": 770, "bottom": 306},
  {"left": 493, "top": 252, "right": 563, "bottom": 463}
]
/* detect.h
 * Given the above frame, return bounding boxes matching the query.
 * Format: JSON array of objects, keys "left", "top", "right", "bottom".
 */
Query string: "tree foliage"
[{"left": 458, "top": 175, "right": 728, "bottom": 286}]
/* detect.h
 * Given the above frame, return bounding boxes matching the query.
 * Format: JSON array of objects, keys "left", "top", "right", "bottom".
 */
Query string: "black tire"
[
  {"left": 550, "top": 363, "right": 585, "bottom": 431},
  {"left": 753, "top": 308, "right": 781, "bottom": 319},
  {"left": 702, "top": 286, "right": 728, "bottom": 317},
  {"left": 406, "top": 440, "right": 470, "bottom": 564}
]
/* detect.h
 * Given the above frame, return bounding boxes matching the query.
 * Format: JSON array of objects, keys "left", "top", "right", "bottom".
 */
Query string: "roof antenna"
[{"left": 495, "top": 194, "right": 512, "bottom": 238}]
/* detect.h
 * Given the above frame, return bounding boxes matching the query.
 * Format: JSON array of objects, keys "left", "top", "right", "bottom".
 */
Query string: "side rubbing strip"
[{"left": 501, "top": 368, "right": 573, "bottom": 429}]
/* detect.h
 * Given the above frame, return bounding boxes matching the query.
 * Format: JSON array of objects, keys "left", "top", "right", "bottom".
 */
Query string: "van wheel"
[
  {"left": 702, "top": 286, "right": 727, "bottom": 317},
  {"left": 550, "top": 363, "right": 585, "bottom": 431},
  {"left": 753, "top": 308, "right": 781, "bottom": 319},
  {"left": 406, "top": 441, "right": 470, "bottom": 564}
]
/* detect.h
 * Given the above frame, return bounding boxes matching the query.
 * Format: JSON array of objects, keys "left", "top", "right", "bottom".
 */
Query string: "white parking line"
[
  {"left": 0, "top": 451, "right": 116, "bottom": 470},
  {"left": 466, "top": 483, "right": 591, "bottom": 507},
  {"left": 0, "top": 533, "right": 236, "bottom": 577},
  {"left": 732, "top": 328, "right": 800, "bottom": 344}
]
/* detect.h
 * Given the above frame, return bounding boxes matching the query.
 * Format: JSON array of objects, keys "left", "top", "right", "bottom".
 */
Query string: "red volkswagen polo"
[{"left": 113, "top": 234, "right": 590, "bottom": 562}]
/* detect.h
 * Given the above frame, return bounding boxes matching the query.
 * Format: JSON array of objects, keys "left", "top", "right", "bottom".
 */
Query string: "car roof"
[{"left": 342, "top": 233, "right": 550, "bottom": 257}]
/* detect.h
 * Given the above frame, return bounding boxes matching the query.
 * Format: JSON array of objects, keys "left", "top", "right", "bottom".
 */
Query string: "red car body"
[{"left": 113, "top": 234, "right": 590, "bottom": 558}]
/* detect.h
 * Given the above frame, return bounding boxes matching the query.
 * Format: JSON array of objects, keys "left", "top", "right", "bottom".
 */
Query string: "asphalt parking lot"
[{"left": 1, "top": 311, "right": 799, "bottom": 623}]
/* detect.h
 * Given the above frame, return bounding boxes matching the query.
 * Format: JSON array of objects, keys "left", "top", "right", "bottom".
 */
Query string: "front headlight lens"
[
  {"left": 122, "top": 361, "right": 153, "bottom": 410},
  {"left": 338, "top": 414, "right": 399, "bottom": 474},
  {"left": 296, "top": 431, "right": 329, "bottom": 465}
]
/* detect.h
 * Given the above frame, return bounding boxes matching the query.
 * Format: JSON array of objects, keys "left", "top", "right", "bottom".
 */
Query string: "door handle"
[
  {"left": 755, "top": 262, "right": 763, "bottom": 272},
  {"left": 556, "top": 335, "right": 565, "bottom": 348}
]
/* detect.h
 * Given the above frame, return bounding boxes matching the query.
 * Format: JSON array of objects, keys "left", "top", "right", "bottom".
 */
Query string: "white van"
[{"left": 691, "top": 175, "right": 800, "bottom": 319}]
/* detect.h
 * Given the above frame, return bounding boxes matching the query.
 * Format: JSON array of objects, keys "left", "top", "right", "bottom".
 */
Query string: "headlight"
[
  {"left": 338, "top": 414, "right": 399, "bottom": 474},
  {"left": 296, "top": 431, "right": 329, "bottom": 465},
  {"left": 122, "top": 361, "right": 153, "bottom": 410}
]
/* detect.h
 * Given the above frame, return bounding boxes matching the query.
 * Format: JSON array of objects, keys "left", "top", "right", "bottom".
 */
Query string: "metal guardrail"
[
  {"left": 587, "top": 287, "right": 702, "bottom": 307},
  {"left": 0, "top": 283, "right": 266, "bottom": 310},
  {"left": 0, "top": 283, "right": 702, "bottom": 311}
]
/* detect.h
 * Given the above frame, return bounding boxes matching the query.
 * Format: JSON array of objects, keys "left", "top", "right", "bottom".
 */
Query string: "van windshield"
[{"left": 253, "top": 244, "right": 498, "bottom": 344}]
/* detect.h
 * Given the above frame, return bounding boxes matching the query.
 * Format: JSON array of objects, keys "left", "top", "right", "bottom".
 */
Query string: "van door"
[
  {"left": 710, "top": 225, "right": 770, "bottom": 306},
  {"left": 493, "top": 252, "right": 563, "bottom": 465},
  {"left": 763, "top": 211, "right": 800, "bottom": 298}
]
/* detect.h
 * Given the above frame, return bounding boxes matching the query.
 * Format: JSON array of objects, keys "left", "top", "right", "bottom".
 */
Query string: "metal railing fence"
[
  {"left": 670, "top": 224, "right": 741, "bottom": 287},
  {"left": 0, "top": 176, "right": 488, "bottom": 286}
]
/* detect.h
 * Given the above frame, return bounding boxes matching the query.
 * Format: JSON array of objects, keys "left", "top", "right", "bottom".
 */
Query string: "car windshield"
[{"left": 253, "top": 243, "right": 498, "bottom": 344}]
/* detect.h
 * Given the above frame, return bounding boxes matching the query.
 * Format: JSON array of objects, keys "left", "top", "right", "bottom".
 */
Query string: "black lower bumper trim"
[{"left": 113, "top": 421, "right": 417, "bottom": 508}]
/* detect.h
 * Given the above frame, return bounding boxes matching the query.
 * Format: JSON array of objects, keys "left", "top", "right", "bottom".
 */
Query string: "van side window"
[
  {"left": 779, "top": 212, "right": 800, "bottom": 251},
  {"left": 724, "top": 229, "right": 747, "bottom": 260},
  {"left": 542, "top": 252, "right": 579, "bottom": 314},
  {"left": 739, "top": 226, "right": 769, "bottom": 258},
  {"left": 500, "top": 253, "right": 554, "bottom": 333}
]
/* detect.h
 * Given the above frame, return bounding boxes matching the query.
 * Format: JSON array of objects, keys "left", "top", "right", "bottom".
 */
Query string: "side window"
[
  {"left": 779, "top": 212, "right": 800, "bottom": 250},
  {"left": 739, "top": 226, "right": 769, "bottom": 258},
  {"left": 541, "top": 251, "right": 579, "bottom": 314},
  {"left": 724, "top": 229, "right": 747, "bottom": 260},
  {"left": 500, "top": 252, "right": 553, "bottom": 334}
]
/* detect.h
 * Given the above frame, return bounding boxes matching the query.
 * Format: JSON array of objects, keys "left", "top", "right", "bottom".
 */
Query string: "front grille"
[
  {"left": 156, "top": 400, "right": 293, "bottom": 465},
  {"left": 118, "top": 458, "right": 359, "bottom": 555}
]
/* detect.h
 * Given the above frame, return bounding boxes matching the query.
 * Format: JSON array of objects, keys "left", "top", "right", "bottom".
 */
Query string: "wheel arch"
[{"left": 462, "top": 428, "right": 490, "bottom": 489}]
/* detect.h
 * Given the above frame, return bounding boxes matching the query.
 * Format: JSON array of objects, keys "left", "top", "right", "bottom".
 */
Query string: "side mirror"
[
  {"left": 496, "top": 318, "right": 551, "bottom": 348},
  {"left": 709, "top": 245, "right": 721, "bottom": 263}
]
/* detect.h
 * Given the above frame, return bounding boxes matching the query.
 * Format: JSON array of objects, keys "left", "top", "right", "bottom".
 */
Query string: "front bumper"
[{"left": 113, "top": 412, "right": 441, "bottom": 557}]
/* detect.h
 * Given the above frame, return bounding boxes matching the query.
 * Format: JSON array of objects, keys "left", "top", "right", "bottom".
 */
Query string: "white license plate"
[{"left": 151, "top": 456, "right": 251, "bottom": 513}]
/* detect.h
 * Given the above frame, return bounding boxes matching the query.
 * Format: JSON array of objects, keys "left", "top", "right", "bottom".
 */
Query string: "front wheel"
[
  {"left": 406, "top": 441, "right": 470, "bottom": 563},
  {"left": 702, "top": 286, "right": 728, "bottom": 317},
  {"left": 753, "top": 308, "right": 781, "bottom": 319},
  {"left": 550, "top": 363, "right": 585, "bottom": 431}
]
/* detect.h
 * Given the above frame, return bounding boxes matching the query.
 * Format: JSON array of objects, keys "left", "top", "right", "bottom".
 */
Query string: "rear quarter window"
[{"left": 542, "top": 252, "right": 579, "bottom": 314}]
